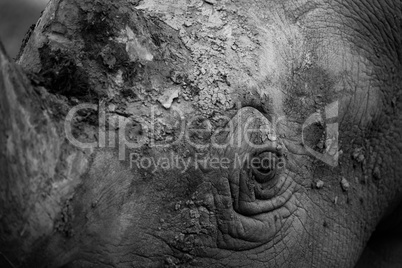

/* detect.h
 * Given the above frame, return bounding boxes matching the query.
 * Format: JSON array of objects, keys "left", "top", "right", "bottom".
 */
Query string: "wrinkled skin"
[{"left": 1, "top": 0, "right": 402, "bottom": 267}]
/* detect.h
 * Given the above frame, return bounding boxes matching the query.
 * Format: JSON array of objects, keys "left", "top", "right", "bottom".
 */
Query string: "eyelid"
[
  {"left": 251, "top": 167, "right": 276, "bottom": 183},
  {"left": 252, "top": 141, "right": 286, "bottom": 157}
]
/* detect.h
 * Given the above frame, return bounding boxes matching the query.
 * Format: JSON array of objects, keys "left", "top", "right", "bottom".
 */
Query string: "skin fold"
[{"left": 0, "top": 0, "right": 401, "bottom": 267}]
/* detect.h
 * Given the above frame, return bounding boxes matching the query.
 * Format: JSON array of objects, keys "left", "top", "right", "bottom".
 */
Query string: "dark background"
[{"left": 0, "top": 0, "right": 48, "bottom": 59}]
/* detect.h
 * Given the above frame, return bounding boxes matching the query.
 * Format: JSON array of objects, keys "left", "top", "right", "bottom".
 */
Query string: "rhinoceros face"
[
  {"left": 2, "top": 0, "right": 402, "bottom": 267},
  {"left": 53, "top": 100, "right": 382, "bottom": 268},
  {"left": 53, "top": 106, "right": 321, "bottom": 267}
]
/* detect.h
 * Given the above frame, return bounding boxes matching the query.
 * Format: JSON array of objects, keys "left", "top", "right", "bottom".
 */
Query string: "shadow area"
[{"left": 0, "top": 0, "right": 47, "bottom": 59}]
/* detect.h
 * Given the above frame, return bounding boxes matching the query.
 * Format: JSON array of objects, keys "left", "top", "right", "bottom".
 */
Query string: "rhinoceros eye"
[{"left": 250, "top": 151, "right": 281, "bottom": 183}]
